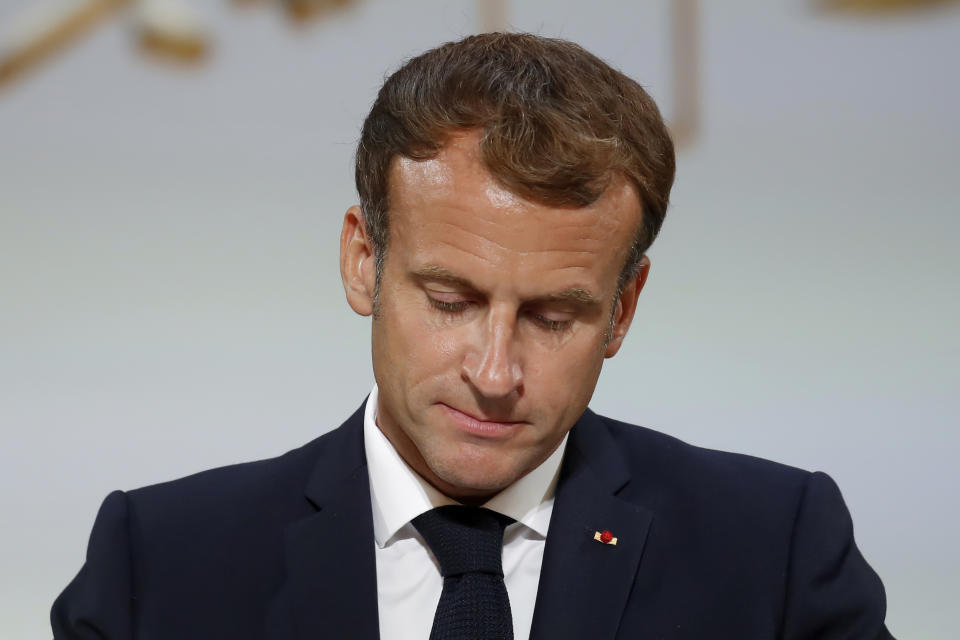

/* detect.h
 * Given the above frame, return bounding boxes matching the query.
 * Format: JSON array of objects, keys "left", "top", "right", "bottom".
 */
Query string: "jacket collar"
[
  {"left": 267, "top": 401, "right": 381, "bottom": 640},
  {"left": 529, "top": 408, "right": 654, "bottom": 640}
]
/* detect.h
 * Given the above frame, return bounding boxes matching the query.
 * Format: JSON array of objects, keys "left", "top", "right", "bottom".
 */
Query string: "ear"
[
  {"left": 339, "top": 205, "right": 377, "bottom": 317},
  {"left": 604, "top": 255, "right": 650, "bottom": 358}
]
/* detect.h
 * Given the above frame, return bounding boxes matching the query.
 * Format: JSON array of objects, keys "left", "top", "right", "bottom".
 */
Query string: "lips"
[{"left": 439, "top": 403, "right": 524, "bottom": 438}]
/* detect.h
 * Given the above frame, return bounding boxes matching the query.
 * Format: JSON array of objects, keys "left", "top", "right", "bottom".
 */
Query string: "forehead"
[{"left": 386, "top": 132, "right": 642, "bottom": 294}]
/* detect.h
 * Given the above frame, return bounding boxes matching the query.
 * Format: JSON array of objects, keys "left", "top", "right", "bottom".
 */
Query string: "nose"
[{"left": 461, "top": 305, "right": 523, "bottom": 399}]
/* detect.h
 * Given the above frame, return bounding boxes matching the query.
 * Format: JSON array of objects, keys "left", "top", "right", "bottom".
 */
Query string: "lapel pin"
[{"left": 593, "top": 529, "right": 617, "bottom": 545}]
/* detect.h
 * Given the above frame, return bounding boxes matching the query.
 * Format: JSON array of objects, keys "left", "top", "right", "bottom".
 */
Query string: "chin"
[{"left": 428, "top": 450, "right": 520, "bottom": 496}]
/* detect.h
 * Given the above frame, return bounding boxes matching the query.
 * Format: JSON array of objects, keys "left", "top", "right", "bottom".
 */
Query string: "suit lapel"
[
  {"left": 529, "top": 409, "right": 653, "bottom": 640},
  {"left": 267, "top": 404, "right": 380, "bottom": 640},
  {"left": 265, "top": 404, "right": 651, "bottom": 640}
]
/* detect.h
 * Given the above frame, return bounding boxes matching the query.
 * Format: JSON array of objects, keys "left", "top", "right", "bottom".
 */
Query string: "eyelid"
[
  {"left": 526, "top": 300, "right": 578, "bottom": 320},
  {"left": 532, "top": 313, "right": 573, "bottom": 332},
  {"left": 426, "top": 289, "right": 474, "bottom": 304},
  {"left": 532, "top": 308, "right": 575, "bottom": 321}
]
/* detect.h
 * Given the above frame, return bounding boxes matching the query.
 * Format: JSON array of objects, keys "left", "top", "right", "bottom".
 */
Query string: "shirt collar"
[{"left": 363, "top": 384, "right": 567, "bottom": 548}]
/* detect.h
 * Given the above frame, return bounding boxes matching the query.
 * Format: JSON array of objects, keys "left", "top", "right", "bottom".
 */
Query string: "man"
[{"left": 53, "top": 33, "right": 893, "bottom": 639}]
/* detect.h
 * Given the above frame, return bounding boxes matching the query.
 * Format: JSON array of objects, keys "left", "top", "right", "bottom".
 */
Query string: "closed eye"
[
  {"left": 531, "top": 313, "right": 573, "bottom": 332},
  {"left": 428, "top": 293, "right": 574, "bottom": 331},
  {"left": 428, "top": 297, "right": 472, "bottom": 314}
]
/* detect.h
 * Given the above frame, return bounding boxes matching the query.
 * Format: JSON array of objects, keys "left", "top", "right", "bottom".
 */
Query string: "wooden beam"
[
  {"left": 0, "top": 0, "right": 132, "bottom": 92},
  {"left": 477, "top": 0, "right": 509, "bottom": 33},
  {"left": 670, "top": 0, "right": 700, "bottom": 148}
]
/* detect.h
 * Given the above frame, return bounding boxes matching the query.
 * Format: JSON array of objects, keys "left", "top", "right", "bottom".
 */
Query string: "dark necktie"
[{"left": 412, "top": 505, "right": 514, "bottom": 640}]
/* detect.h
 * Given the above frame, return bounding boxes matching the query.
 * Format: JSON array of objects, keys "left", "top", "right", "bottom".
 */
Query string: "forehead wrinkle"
[
  {"left": 415, "top": 223, "right": 610, "bottom": 276},
  {"left": 419, "top": 222, "right": 521, "bottom": 260},
  {"left": 405, "top": 214, "right": 620, "bottom": 293},
  {"left": 413, "top": 217, "right": 612, "bottom": 258},
  {"left": 516, "top": 248, "right": 598, "bottom": 257},
  {"left": 414, "top": 236, "right": 603, "bottom": 281},
  {"left": 432, "top": 239, "right": 501, "bottom": 266},
  {"left": 467, "top": 207, "right": 617, "bottom": 240}
]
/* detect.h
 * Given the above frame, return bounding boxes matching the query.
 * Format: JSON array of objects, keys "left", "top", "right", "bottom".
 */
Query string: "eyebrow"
[
  {"left": 412, "top": 265, "right": 601, "bottom": 306},
  {"left": 413, "top": 265, "right": 477, "bottom": 289}
]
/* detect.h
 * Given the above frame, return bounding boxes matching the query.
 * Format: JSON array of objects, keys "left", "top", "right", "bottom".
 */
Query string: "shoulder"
[
  {"left": 122, "top": 406, "right": 364, "bottom": 537},
  {"left": 129, "top": 434, "right": 319, "bottom": 515},
  {"left": 583, "top": 419, "right": 890, "bottom": 635},
  {"left": 596, "top": 412, "right": 810, "bottom": 482},
  {"left": 590, "top": 412, "right": 813, "bottom": 524}
]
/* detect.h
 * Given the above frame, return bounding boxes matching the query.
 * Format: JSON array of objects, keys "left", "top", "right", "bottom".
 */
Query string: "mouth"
[{"left": 438, "top": 403, "right": 525, "bottom": 438}]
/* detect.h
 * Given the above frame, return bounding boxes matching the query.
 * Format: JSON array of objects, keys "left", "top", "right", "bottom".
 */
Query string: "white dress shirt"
[{"left": 363, "top": 385, "right": 568, "bottom": 640}]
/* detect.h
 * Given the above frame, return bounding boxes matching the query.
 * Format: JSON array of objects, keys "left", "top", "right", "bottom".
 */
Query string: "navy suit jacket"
[{"left": 52, "top": 403, "right": 894, "bottom": 639}]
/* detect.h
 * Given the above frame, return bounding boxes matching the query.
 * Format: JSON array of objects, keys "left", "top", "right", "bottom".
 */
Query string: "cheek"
[
  {"left": 379, "top": 300, "right": 464, "bottom": 382},
  {"left": 527, "top": 336, "right": 606, "bottom": 397}
]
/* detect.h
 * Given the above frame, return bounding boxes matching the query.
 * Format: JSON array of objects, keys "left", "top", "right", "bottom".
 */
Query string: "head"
[{"left": 341, "top": 33, "right": 675, "bottom": 503}]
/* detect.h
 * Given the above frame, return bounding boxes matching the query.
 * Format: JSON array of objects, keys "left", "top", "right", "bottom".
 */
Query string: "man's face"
[{"left": 340, "top": 131, "right": 647, "bottom": 502}]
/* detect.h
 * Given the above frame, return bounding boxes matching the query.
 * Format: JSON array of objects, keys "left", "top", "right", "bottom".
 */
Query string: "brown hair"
[{"left": 355, "top": 32, "right": 675, "bottom": 295}]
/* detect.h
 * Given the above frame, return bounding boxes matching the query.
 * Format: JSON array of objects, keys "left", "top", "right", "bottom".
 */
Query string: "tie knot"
[{"left": 412, "top": 506, "right": 512, "bottom": 578}]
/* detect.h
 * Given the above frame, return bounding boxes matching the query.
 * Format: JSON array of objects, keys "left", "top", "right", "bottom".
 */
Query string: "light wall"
[{"left": 1, "top": 1, "right": 957, "bottom": 637}]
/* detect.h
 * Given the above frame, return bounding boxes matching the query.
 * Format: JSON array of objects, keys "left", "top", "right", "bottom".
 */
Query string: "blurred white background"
[{"left": 1, "top": 0, "right": 957, "bottom": 637}]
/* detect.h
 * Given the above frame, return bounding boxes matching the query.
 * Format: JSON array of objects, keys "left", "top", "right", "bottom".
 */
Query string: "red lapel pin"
[{"left": 593, "top": 529, "right": 617, "bottom": 545}]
